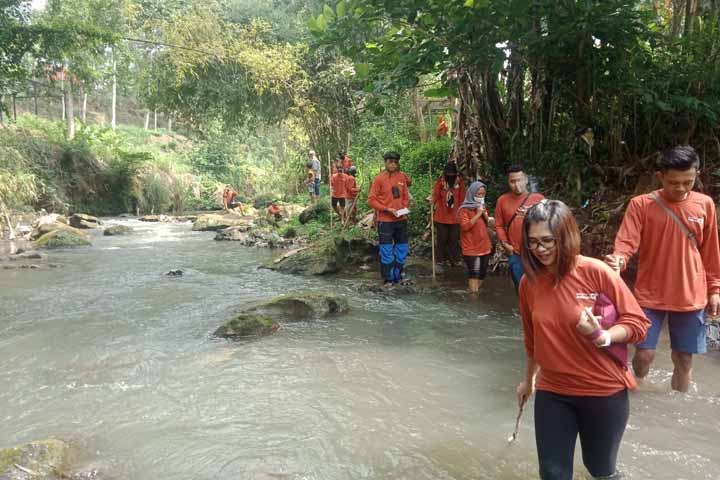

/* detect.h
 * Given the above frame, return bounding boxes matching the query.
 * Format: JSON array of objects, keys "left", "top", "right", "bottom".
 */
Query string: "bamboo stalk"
[{"left": 430, "top": 162, "right": 436, "bottom": 280}]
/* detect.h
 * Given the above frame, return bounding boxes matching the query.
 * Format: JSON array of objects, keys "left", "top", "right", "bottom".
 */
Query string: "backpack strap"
[
  {"left": 648, "top": 192, "right": 700, "bottom": 250},
  {"left": 506, "top": 193, "right": 532, "bottom": 232}
]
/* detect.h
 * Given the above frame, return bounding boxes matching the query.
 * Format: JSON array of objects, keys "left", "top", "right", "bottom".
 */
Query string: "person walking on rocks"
[
  {"left": 331, "top": 166, "right": 348, "bottom": 225},
  {"left": 368, "top": 152, "right": 411, "bottom": 287},
  {"left": 458, "top": 181, "right": 491, "bottom": 293},
  {"left": 516, "top": 200, "right": 649, "bottom": 480},
  {"left": 605, "top": 145, "right": 720, "bottom": 392},
  {"left": 495, "top": 165, "right": 545, "bottom": 291},
  {"left": 309, "top": 150, "right": 321, "bottom": 203},
  {"left": 431, "top": 162, "right": 465, "bottom": 272}
]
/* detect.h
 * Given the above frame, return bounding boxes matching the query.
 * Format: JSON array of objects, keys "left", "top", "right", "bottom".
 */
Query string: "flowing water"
[{"left": 1, "top": 220, "right": 719, "bottom": 479}]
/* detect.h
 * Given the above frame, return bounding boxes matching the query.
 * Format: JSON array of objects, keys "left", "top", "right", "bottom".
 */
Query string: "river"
[{"left": 1, "top": 219, "right": 719, "bottom": 479}]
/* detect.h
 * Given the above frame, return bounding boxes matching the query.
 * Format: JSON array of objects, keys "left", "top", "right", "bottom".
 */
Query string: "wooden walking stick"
[
  {"left": 328, "top": 152, "right": 333, "bottom": 229},
  {"left": 429, "top": 161, "right": 436, "bottom": 280}
]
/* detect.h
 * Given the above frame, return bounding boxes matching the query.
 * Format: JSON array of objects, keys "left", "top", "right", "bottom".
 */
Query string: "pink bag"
[{"left": 593, "top": 293, "right": 628, "bottom": 369}]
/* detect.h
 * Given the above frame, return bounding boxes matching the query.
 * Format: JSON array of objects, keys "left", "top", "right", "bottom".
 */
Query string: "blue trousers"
[
  {"left": 508, "top": 253, "right": 525, "bottom": 292},
  {"left": 378, "top": 221, "right": 409, "bottom": 283}
]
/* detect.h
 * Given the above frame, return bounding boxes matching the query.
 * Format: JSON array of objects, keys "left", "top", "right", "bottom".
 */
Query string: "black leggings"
[{"left": 535, "top": 389, "right": 628, "bottom": 480}]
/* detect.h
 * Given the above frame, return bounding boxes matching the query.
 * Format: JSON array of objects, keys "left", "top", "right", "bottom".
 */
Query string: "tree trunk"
[
  {"left": 61, "top": 82, "right": 66, "bottom": 121},
  {"left": 153, "top": 109, "right": 157, "bottom": 130},
  {"left": 672, "top": 0, "right": 685, "bottom": 37},
  {"left": 111, "top": 50, "right": 118, "bottom": 129},
  {"left": 684, "top": 0, "right": 694, "bottom": 37},
  {"left": 168, "top": 117, "right": 172, "bottom": 132},
  {"left": 64, "top": 78, "right": 76, "bottom": 140},
  {"left": 144, "top": 110, "right": 150, "bottom": 130},
  {"left": 12, "top": 94, "right": 17, "bottom": 121},
  {"left": 33, "top": 83, "right": 39, "bottom": 116},
  {"left": 413, "top": 88, "right": 427, "bottom": 142}
]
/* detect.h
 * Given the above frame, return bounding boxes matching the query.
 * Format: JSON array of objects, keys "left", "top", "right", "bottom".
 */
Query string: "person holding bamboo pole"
[{"left": 368, "top": 152, "right": 411, "bottom": 287}]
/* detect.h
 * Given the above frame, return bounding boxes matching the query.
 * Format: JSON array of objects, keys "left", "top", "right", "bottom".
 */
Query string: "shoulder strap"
[
  {"left": 506, "top": 193, "right": 532, "bottom": 231},
  {"left": 648, "top": 192, "right": 699, "bottom": 250}
]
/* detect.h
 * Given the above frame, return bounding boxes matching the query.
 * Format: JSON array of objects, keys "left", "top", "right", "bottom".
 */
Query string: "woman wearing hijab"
[
  {"left": 458, "top": 181, "right": 491, "bottom": 293},
  {"left": 431, "top": 162, "right": 465, "bottom": 272}
]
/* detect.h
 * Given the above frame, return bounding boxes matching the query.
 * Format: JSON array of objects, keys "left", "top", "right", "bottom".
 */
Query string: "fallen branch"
[{"left": 272, "top": 246, "right": 309, "bottom": 264}]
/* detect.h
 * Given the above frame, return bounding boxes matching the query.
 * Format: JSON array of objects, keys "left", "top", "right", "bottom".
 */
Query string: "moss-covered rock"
[
  {"left": 213, "top": 313, "right": 279, "bottom": 339},
  {"left": 214, "top": 225, "right": 251, "bottom": 241},
  {"left": 192, "top": 214, "right": 253, "bottom": 232},
  {"left": 103, "top": 225, "right": 132, "bottom": 236},
  {"left": 68, "top": 213, "right": 101, "bottom": 229},
  {"left": 0, "top": 438, "right": 69, "bottom": 479},
  {"left": 267, "top": 235, "right": 376, "bottom": 276},
  {"left": 35, "top": 230, "right": 91, "bottom": 249},
  {"left": 246, "top": 292, "right": 349, "bottom": 322},
  {"left": 30, "top": 223, "right": 88, "bottom": 241},
  {"left": 298, "top": 202, "right": 330, "bottom": 224}
]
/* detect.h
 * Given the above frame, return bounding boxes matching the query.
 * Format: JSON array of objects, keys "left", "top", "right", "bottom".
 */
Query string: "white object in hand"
[{"left": 395, "top": 208, "right": 410, "bottom": 217}]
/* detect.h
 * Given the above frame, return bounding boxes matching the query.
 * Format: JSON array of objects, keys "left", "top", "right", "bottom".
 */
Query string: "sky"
[{"left": 30, "top": 0, "right": 47, "bottom": 11}]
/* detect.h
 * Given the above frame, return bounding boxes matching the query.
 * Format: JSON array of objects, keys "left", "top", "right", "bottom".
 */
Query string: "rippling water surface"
[{"left": 1, "top": 219, "right": 719, "bottom": 479}]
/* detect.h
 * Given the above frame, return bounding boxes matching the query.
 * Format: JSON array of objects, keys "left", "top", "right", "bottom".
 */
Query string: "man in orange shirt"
[
  {"left": 344, "top": 166, "right": 359, "bottom": 223},
  {"left": 431, "top": 162, "right": 465, "bottom": 272},
  {"left": 330, "top": 166, "right": 348, "bottom": 224},
  {"left": 494, "top": 165, "right": 545, "bottom": 291},
  {"left": 606, "top": 146, "right": 720, "bottom": 392},
  {"left": 368, "top": 152, "right": 410, "bottom": 287}
]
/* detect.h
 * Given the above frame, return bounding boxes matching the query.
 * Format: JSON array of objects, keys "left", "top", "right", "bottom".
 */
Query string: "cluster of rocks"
[
  {"left": 0, "top": 438, "right": 100, "bottom": 480},
  {"left": 214, "top": 292, "right": 349, "bottom": 339},
  {"left": 138, "top": 214, "right": 197, "bottom": 223}
]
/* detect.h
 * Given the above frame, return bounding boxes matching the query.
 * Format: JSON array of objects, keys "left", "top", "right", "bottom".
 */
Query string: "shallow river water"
[{"left": 1, "top": 219, "right": 719, "bottom": 479}]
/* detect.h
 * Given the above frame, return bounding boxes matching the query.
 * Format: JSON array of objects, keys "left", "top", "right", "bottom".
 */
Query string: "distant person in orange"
[
  {"left": 305, "top": 161, "right": 317, "bottom": 204},
  {"left": 340, "top": 151, "right": 354, "bottom": 170},
  {"left": 344, "top": 166, "right": 359, "bottom": 223},
  {"left": 457, "top": 181, "right": 490, "bottom": 293},
  {"left": 605, "top": 145, "right": 720, "bottom": 392},
  {"left": 436, "top": 115, "right": 449, "bottom": 137},
  {"left": 222, "top": 185, "right": 244, "bottom": 214},
  {"left": 431, "top": 162, "right": 465, "bottom": 271},
  {"left": 266, "top": 202, "right": 282, "bottom": 223},
  {"left": 516, "top": 200, "right": 649, "bottom": 480},
  {"left": 330, "top": 166, "right": 348, "bottom": 224},
  {"left": 495, "top": 165, "right": 545, "bottom": 291}
]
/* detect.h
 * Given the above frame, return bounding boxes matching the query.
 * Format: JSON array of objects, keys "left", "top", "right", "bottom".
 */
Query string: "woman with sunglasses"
[{"left": 515, "top": 200, "right": 649, "bottom": 480}]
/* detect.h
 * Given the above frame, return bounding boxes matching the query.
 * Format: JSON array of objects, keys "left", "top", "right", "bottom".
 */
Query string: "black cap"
[
  {"left": 383, "top": 151, "right": 400, "bottom": 161},
  {"left": 443, "top": 163, "right": 457, "bottom": 174}
]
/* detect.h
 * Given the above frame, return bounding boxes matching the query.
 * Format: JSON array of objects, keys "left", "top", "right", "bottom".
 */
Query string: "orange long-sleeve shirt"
[
  {"left": 331, "top": 172, "right": 348, "bottom": 199},
  {"left": 612, "top": 190, "right": 720, "bottom": 311},
  {"left": 345, "top": 175, "right": 359, "bottom": 199},
  {"left": 432, "top": 178, "right": 465, "bottom": 225},
  {"left": 519, "top": 256, "right": 650, "bottom": 397},
  {"left": 367, "top": 170, "right": 410, "bottom": 223},
  {"left": 458, "top": 208, "right": 491, "bottom": 256},
  {"left": 495, "top": 192, "right": 545, "bottom": 253}
]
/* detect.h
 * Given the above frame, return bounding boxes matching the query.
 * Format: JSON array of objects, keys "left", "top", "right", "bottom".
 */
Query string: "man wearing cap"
[
  {"left": 431, "top": 162, "right": 465, "bottom": 272},
  {"left": 368, "top": 152, "right": 411, "bottom": 287}
]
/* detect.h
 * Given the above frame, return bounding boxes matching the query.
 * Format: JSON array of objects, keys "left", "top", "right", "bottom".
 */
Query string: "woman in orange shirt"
[
  {"left": 457, "top": 181, "right": 491, "bottom": 293},
  {"left": 515, "top": 200, "right": 649, "bottom": 480}
]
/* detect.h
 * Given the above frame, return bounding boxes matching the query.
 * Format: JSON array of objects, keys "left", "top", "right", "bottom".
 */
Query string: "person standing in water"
[
  {"left": 431, "top": 162, "right": 465, "bottom": 272},
  {"left": 516, "top": 200, "right": 649, "bottom": 480},
  {"left": 368, "top": 152, "right": 410, "bottom": 287},
  {"left": 457, "top": 181, "right": 491, "bottom": 293},
  {"left": 495, "top": 165, "right": 545, "bottom": 291},
  {"left": 605, "top": 145, "right": 720, "bottom": 392}
]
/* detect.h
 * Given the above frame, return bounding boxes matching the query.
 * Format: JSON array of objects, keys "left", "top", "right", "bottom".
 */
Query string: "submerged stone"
[
  {"left": 0, "top": 438, "right": 69, "bottom": 480},
  {"left": 68, "top": 214, "right": 101, "bottom": 229},
  {"left": 245, "top": 292, "right": 349, "bottom": 322},
  {"left": 213, "top": 313, "right": 279, "bottom": 339}
]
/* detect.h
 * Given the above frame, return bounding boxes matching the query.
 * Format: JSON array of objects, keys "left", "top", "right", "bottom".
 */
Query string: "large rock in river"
[
  {"left": 192, "top": 214, "right": 253, "bottom": 232},
  {"left": 213, "top": 313, "right": 279, "bottom": 339},
  {"left": 35, "top": 230, "right": 91, "bottom": 249},
  {"left": 267, "top": 236, "right": 376, "bottom": 276},
  {"left": 68, "top": 213, "right": 101, "bottom": 229},
  {"left": 104, "top": 225, "right": 133, "bottom": 236},
  {"left": 0, "top": 438, "right": 69, "bottom": 479},
  {"left": 31, "top": 222, "right": 87, "bottom": 241},
  {"left": 244, "top": 292, "right": 349, "bottom": 322}
]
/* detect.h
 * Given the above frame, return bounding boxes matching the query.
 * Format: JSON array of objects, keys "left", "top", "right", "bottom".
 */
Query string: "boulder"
[
  {"left": 213, "top": 313, "right": 279, "bottom": 339},
  {"left": 298, "top": 202, "right": 329, "bottom": 224},
  {"left": 214, "top": 225, "right": 251, "bottom": 242},
  {"left": 68, "top": 214, "right": 101, "bottom": 229},
  {"left": 31, "top": 223, "right": 87, "bottom": 241},
  {"left": 0, "top": 438, "right": 69, "bottom": 480},
  {"left": 192, "top": 214, "right": 253, "bottom": 232},
  {"left": 103, "top": 225, "right": 132, "bottom": 236},
  {"left": 245, "top": 292, "right": 349, "bottom": 322},
  {"left": 267, "top": 235, "right": 376, "bottom": 276},
  {"left": 35, "top": 230, "right": 91, "bottom": 249}
]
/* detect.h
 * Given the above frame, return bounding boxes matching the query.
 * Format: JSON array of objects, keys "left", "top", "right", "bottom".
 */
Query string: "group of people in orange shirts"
[
  {"left": 363, "top": 145, "right": 720, "bottom": 479},
  {"left": 327, "top": 152, "right": 359, "bottom": 224}
]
